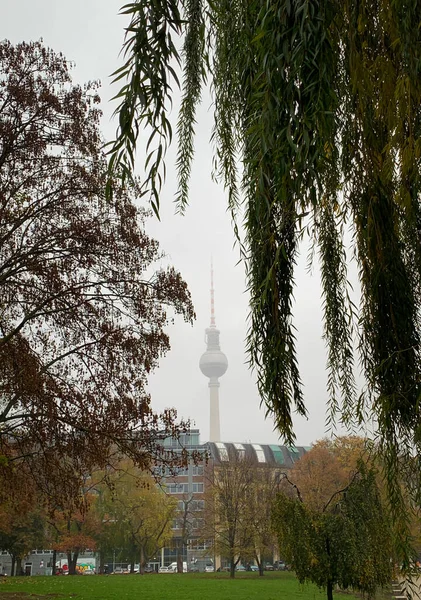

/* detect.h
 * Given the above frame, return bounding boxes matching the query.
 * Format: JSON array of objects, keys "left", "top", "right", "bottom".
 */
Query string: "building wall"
[{"left": 0, "top": 550, "right": 96, "bottom": 576}]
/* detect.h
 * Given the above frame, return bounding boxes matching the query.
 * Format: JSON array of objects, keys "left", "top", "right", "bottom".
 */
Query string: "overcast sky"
[{"left": 1, "top": 1, "right": 371, "bottom": 446}]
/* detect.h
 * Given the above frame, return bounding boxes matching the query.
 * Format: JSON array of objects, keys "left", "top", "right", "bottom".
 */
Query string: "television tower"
[{"left": 199, "top": 263, "right": 228, "bottom": 442}]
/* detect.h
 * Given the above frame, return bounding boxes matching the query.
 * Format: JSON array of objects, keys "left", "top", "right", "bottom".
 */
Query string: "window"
[
  {"left": 169, "top": 464, "right": 204, "bottom": 476},
  {"left": 177, "top": 499, "right": 205, "bottom": 512},
  {"left": 156, "top": 463, "right": 203, "bottom": 478},
  {"left": 188, "top": 539, "right": 211, "bottom": 551},
  {"left": 270, "top": 445, "right": 285, "bottom": 464},
  {"left": 215, "top": 442, "right": 229, "bottom": 461},
  {"left": 190, "top": 500, "right": 204, "bottom": 511},
  {"left": 190, "top": 433, "right": 199, "bottom": 446},
  {"left": 287, "top": 445, "right": 300, "bottom": 463},
  {"left": 167, "top": 483, "right": 186, "bottom": 494},
  {"left": 252, "top": 444, "right": 266, "bottom": 463},
  {"left": 167, "top": 483, "right": 203, "bottom": 494},
  {"left": 163, "top": 436, "right": 179, "bottom": 448},
  {"left": 176, "top": 466, "right": 189, "bottom": 476},
  {"left": 233, "top": 443, "right": 245, "bottom": 459}
]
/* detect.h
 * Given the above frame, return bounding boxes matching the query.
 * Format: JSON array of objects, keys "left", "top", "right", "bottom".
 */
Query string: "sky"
[{"left": 1, "top": 1, "right": 368, "bottom": 446}]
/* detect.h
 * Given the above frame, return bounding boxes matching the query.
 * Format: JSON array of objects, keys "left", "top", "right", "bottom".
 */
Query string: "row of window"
[
  {"left": 2, "top": 549, "right": 95, "bottom": 557},
  {"left": 1, "top": 550, "right": 53, "bottom": 556},
  {"left": 215, "top": 442, "right": 267, "bottom": 462},
  {"left": 177, "top": 500, "right": 205, "bottom": 511},
  {"left": 171, "top": 518, "right": 204, "bottom": 530},
  {"left": 166, "top": 483, "right": 204, "bottom": 494},
  {"left": 215, "top": 442, "right": 306, "bottom": 464},
  {"left": 154, "top": 465, "right": 204, "bottom": 477},
  {"left": 188, "top": 539, "right": 212, "bottom": 550},
  {"left": 163, "top": 432, "right": 200, "bottom": 448}
]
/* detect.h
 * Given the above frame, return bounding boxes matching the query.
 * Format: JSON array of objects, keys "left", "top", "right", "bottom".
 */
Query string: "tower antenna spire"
[{"left": 210, "top": 258, "right": 215, "bottom": 327}]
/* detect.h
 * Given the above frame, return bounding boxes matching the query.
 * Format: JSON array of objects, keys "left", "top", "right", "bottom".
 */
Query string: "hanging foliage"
[{"left": 109, "top": 0, "right": 421, "bottom": 556}]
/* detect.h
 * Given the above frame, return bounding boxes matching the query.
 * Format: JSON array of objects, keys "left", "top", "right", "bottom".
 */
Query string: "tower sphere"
[{"left": 200, "top": 327, "right": 228, "bottom": 379}]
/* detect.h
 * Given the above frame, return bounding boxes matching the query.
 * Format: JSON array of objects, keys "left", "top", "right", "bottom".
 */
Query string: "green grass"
[{"left": 0, "top": 571, "right": 363, "bottom": 600}]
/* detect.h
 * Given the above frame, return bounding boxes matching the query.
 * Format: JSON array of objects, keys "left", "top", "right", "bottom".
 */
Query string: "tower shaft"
[
  {"left": 209, "top": 378, "right": 221, "bottom": 442},
  {"left": 211, "top": 260, "right": 215, "bottom": 327}
]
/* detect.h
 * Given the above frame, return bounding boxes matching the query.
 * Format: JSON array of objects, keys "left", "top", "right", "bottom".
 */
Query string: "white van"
[{"left": 168, "top": 562, "right": 187, "bottom": 573}]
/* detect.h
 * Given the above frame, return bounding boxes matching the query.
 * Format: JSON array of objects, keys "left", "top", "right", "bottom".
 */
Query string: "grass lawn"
[{"left": 0, "top": 571, "right": 364, "bottom": 600}]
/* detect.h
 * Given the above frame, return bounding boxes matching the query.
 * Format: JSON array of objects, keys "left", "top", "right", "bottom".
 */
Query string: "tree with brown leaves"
[{"left": 0, "top": 40, "right": 194, "bottom": 504}]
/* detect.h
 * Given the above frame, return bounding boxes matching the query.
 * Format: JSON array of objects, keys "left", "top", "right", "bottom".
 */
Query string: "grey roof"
[{"left": 205, "top": 441, "right": 309, "bottom": 468}]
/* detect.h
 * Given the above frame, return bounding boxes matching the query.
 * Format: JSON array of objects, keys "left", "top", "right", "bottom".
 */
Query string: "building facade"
[{"left": 161, "top": 429, "right": 309, "bottom": 570}]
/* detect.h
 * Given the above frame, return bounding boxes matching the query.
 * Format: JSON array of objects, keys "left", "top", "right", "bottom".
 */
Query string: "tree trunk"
[
  {"left": 15, "top": 557, "right": 22, "bottom": 576},
  {"left": 255, "top": 555, "right": 264, "bottom": 576},
  {"left": 229, "top": 557, "right": 235, "bottom": 579},
  {"left": 68, "top": 552, "right": 79, "bottom": 575},
  {"left": 139, "top": 545, "right": 145, "bottom": 575},
  {"left": 98, "top": 551, "right": 105, "bottom": 575},
  {"left": 327, "top": 579, "right": 334, "bottom": 600},
  {"left": 11, "top": 556, "right": 15, "bottom": 577},
  {"left": 130, "top": 560, "right": 135, "bottom": 574},
  {"left": 176, "top": 540, "right": 184, "bottom": 574},
  {"left": 52, "top": 549, "right": 57, "bottom": 575}
]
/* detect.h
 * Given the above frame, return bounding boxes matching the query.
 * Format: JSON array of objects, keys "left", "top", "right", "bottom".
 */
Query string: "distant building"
[
  {"left": 0, "top": 550, "right": 96, "bottom": 577},
  {"left": 160, "top": 429, "right": 309, "bottom": 570}
]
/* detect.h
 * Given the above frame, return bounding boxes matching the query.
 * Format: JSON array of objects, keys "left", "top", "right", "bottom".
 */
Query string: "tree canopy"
[
  {"left": 92, "top": 462, "right": 176, "bottom": 574},
  {"left": 202, "top": 452, "right": 278, "bottom": 577},
  {"left": 0, "top": 39, "right": 194, "bottom": 502},
  {"left": 109, "top": 0, "right": 421, "bottom": 550},
  {"left": 273, "top": 441, "right": 393, "bottom": 600}
]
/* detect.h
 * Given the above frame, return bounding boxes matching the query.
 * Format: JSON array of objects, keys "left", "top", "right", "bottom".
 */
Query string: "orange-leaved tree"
[{"left": 273, "top": 438, "right": 392, "bottom": 600}]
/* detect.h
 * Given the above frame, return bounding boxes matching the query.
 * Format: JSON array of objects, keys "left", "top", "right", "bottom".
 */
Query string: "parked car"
[
  {"left": 248, "top": 565, "right": 259, "bottom": 572},
  {"left": 158, "top": 566, "right": 172, "bottom": 573},
  {"left": 204, "top": 564, "right": 215, "bottom": 573},
  {"left": 188, "top": 564, "right": 200, "bottom": 573},
  {"left": 143, "top": 566, "right": 155, "bottom": 573},
  {"left": 168, "top": 562, "right": 187, "bottom": 573},
  {"left": 236, "top": 565, "right": 246, "bottom": 572},
  {"left": 264, "top": 564, "right": 274, "bottom": 571},
  {"left": 274, "top": 561, "right": 287, "bottom": 571}
]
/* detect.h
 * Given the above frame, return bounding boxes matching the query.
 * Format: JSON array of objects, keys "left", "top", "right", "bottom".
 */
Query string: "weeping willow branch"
[
  {"left": 107, "top": 0, "right": 183, "bottom": 216},
  {"left": 110, "top": 0, "right": 421, "bottom": 559}
]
